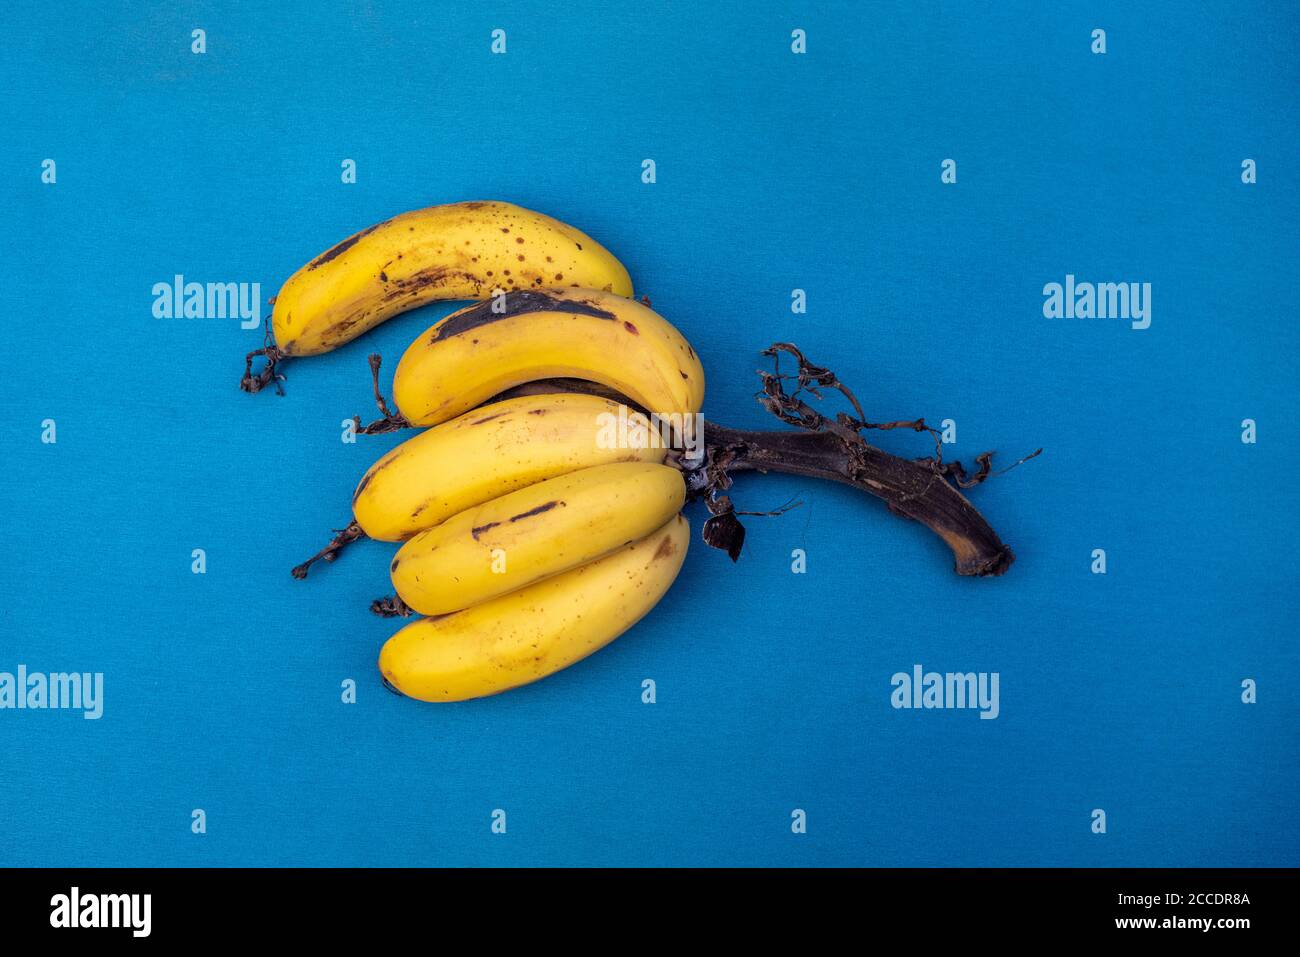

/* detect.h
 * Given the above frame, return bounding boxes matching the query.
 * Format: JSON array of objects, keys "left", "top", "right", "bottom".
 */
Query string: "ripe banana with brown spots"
[
  {"left": 388, "top": 287, "right": 705, "bottom": 427},
  {"left": 242, "top": 201, "right": 632, "bottom": 390},
  {"left": 291, "top": 392, "right": 670, "bottom": 578},
  {"left": 353, "top": 393, "right": 670, "bottom": 541},
  {"left": 379, "top": 514, "right": 690, "bottom": 702},
  {"left": 389, "top": 462, "right": 686, "bottom": 615}
]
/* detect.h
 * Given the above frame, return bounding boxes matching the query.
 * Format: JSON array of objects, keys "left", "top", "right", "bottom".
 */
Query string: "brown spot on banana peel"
[
  {"left": 386, "top": 267, "right": 480, "bottom": 299},
  {"left": 470, "top": 521, "right": 501, "bottom": 541},
  {"left": 351, "top": 468, "right": 378, "bottom": 507},
  {"left": 653, "top": 535, "right": 676, "bottom": 561},
  {"left": 313, "top": 269, "right": 483, "bottom": 347},
  {"left": 509, "top": 501, "right": 562, "bottom": 523},
  {"left": 315, "top": 310, "right": 377, "bottom": 349},
  {"left": 429, "top": 290, "right": 617, "bottom": 343},
  {"left": 308, "top": 223, "right": 382, "bottom": 269}
]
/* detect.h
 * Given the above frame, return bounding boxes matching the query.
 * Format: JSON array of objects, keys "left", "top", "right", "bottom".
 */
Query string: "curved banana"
[
  {"left": 391, "top": 462, "right": 686, "bottom": 615},
  {"left": 270, "top": 201, "right": 632, "bottom": 357},
  {"left": 391, "top": 287, "right": 705, "bottom": 427},
  {"left": 353, "top": 393, "right": 667, "bottom": 542},
  {"left": 379, "top": 514, "right": 690, "bottom": 702}
]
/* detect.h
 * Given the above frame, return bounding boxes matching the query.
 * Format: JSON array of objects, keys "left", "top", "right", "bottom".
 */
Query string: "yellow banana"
[
  {"left": 379, "top": 514, "right": 690, "bottom": 702},
  {"left": 390, "top": 287, "right": 705, "bottom": 427},
  {"left": 353, "top": 393, "right": 667, "bottom": 542},
  {"left": 391, "top": 462, "right": 686, "bottom": 615},
  {"left": 271, "top": 202, "right": 632, "bottom": 357},
  {"left": 244, "top": 202, "right": 633, "bottom": 392}
]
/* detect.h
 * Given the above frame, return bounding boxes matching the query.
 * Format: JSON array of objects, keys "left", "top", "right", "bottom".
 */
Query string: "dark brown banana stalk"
[{"left": 498, "top": 343, "right": 1039, "bottom": 577}]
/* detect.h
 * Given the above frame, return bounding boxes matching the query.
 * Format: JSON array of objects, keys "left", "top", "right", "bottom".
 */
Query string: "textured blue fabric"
[{"left": 0, "top": 1, "right": 1295, "bottom": 866}]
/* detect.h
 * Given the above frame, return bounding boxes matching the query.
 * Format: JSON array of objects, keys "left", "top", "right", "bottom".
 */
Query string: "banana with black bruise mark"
[
  {"left": 355, "top": 392, "right": 669, "bottom": 540},
  {"left": 389, "top": 462, "right": 686, "bottom": 615},
  {"left": 291, "top": 392, "right": 669, "bottom": 579},
  {"left": 391, "top": 287, "right": 705, "bottom": 427}
]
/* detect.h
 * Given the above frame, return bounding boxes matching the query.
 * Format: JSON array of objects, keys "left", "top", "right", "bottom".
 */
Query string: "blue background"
[{"left": 1, "top": 1, "right": 1296, "bottom": 866}]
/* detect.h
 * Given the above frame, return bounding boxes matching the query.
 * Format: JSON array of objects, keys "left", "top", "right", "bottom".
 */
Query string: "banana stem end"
[
  {"left": 689, "top": 343, "right": 1040, "bottom": 578},
  {"left": 291, "top": 520, "right": 366, "bottom": 579},
  {"left": 370, "top": 595, "right": 414, "bottom": 618},
  {"left": 354, "top": 353, "right": 413, "bottom": 434}
]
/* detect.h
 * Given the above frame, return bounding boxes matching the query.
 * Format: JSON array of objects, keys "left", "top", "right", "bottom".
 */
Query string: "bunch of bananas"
[
  {"left": 249, "top": 200, "right": 1025, "bottom": 702},
  {"left": 251, "top": 202, "right": 706, "bottom": 702}
]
